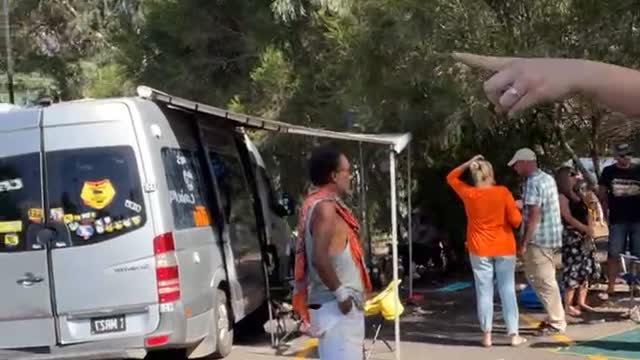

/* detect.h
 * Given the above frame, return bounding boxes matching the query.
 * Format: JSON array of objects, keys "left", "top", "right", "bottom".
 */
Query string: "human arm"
[
  {"left": 310, "top": 202, "right": 352, "bottom": 314},
  {"left": 559, "top": 194, "right": 591, "bottom": 236},
  {"left": 446, "top": 155, "right": 484, "bottom": 197},
  {"left": 505, "top": 189, "right": 523, "bottom": 228},
  {"left": 519, "top": 179, "right": 542, "bottom": 255},
  {"left": 451, "top": 53, "right": 640, "bottom": 118}
]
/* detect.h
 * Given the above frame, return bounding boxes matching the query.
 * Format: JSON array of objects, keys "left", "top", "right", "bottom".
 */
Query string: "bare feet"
[
  {"left": 481, "top": 332, "right": 492, "bottom": 347},
  {"left": 578, "top": 303, "right": 597, "bottom": 312},
  {"left": 565, "top": 306, "right": 582, "bottom": 317},
  {"left": 510, "top": 335, "right": 528, "bottom": 347}
]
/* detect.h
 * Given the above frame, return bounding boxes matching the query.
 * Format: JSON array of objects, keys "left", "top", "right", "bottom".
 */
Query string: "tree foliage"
[{"left": 9, "top": 0, "right": 640, "bottom": 260}]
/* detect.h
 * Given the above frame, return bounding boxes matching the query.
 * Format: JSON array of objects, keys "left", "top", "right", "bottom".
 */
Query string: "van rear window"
[
  {"left": 46, "top": 146, "right": 146, "bottom": 247},
  {"left": 0, "top": 152, "right": 42, "bottom": 252}
]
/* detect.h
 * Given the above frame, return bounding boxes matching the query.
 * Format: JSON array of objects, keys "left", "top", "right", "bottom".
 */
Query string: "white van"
[{"left": 0, "top": 92, "right": 293, "bottom": 359}]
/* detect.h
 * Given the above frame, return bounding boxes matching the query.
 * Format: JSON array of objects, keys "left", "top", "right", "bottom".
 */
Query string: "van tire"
[{"left": 210, "top": 289, "right": 233, "bottom": 358}]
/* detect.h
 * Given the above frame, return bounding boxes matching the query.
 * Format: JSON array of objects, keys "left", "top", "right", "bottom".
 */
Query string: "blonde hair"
[{"left": 469, "top": 160, "right": 495, "bottom": 185}]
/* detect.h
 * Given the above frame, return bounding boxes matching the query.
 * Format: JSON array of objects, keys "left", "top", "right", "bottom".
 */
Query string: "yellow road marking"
[
  {"left": 519, "top": 314, "right": 574, "bottom": 345},
  {"left": 293, "top": 338, "right": 318, "bottom": 360}
]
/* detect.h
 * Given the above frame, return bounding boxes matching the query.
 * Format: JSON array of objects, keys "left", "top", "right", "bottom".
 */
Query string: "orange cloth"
[
  {"left": 292, "top": 186, "right": 372, "bottom": 324},
  {"left": 446, "top": 168, "right": 522, "bottom": 257}
]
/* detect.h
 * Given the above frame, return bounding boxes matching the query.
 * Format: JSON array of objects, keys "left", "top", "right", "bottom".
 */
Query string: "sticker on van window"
[
  {"left": 193, "top": 205, "right": 210, "bottom": 227},
  {"left": 4, "top": 233, "right": 18, "bottom": 247},
  {"left": 169, "top": 190, "right": 196, "bottom": 205},
  {"left": 114, "top": 221, "right": 124, "bottom": 231},
  {"left": 123, "top": 218, "right": 132, "bottom": 228},
  {"left": 63, "top": 214, "right": 74, "bottom": 224},
  {"left": 76, "top": 224, "right": 94, "bottom": 240},
  {"left": 124, "top": 199, "right": 142, "bottom": 213},
  {"left": 50, "top": 208, "right": 64, "bottom": 222},
  {"left": 105, "top": 223, "right": 114, "bottom": 233},
  {"left": 103, "top": 217, "right": 112, "bottom": 224},
  {"left": 183, "top": 170, "right": 195, "bottom": 192},
  {"left": 80, "top": 179, "right": 116, "bottom": 210},
  {"left": 131, "top": 216, "right": 142, "bottom": 226},
  {"left": 28, "top": 208, "right": 43, "bottom": 223},
  {"left": 81, "top": 212, "right": 96, "bottom": 220},
  {"left": 68, "top": 222, "right": 79, "bottom": 232},
  {"left": 0, "top": 178, "right": 23, "bottom": 193},
  {"left": 0, "top": 221, "right": 22, "bottom": 233}
]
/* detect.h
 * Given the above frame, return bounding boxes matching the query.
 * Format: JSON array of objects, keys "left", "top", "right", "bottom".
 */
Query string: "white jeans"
[{"left": 309, "top": 300, "right": 365, "bottom": 360}]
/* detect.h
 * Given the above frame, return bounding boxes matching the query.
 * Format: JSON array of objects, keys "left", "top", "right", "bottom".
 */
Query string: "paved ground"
[{"left": 219, "top": 278, "right": 640, "bottom": 360}]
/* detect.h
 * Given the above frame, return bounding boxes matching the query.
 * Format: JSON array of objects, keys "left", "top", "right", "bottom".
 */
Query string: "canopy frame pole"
[
  {"left": 407, "top": 144, "right": 413, "bottom": 297},
  {"left": 389, "top": 148, "right": 401, "bottom": 360}
]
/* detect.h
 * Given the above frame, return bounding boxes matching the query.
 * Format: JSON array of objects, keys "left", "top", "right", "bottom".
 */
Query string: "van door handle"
[{"left": 17, "top": 272, "right": 44, "bottom": 287}]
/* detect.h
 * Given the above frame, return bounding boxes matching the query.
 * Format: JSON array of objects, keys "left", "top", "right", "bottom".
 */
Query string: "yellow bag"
[{"left": 363, "top": 280, "right": 404, "bottom": 320}]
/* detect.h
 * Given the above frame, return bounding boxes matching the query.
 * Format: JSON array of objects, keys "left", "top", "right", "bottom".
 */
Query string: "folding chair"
[
  {"left": 620, "top": 255, "right": 640, "bottom": 311},
  {"left": 363, "top": 280, "right": 404, "bottom": 360}
]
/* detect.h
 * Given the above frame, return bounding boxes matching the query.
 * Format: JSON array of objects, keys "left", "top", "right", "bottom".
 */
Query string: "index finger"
[{"left": 452, "top": 52, "right": 517, "bottom": 72}]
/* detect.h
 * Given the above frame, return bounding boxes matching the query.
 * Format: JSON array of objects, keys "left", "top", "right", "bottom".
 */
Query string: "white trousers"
[{"left": 309, "top": 300, "right": 365, "bottom": 360}]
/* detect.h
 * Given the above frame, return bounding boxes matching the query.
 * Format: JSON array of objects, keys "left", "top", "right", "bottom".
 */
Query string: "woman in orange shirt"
[{"left": 447, "top": 155, "right": 526, "bottom": 347}]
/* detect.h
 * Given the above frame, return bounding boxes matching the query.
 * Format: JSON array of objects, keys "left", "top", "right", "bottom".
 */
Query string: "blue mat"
[
  {"left": 558, "top": 327, "right": 640, "bottom": 359},
  {"left": 518, "top": 281, "right": 566, "bottom": 309},
  {"left": 436, "top": 281, "right": 472, "bottom": 293}
]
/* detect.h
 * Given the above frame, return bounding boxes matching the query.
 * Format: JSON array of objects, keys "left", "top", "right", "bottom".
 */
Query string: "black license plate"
[{"left": 90, "top": 315, "right": 126, "bottom": 334}]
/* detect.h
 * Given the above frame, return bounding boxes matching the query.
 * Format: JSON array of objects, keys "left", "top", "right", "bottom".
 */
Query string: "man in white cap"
[{"left": 509, "top": 148, "right": 566, "bottom": 335}]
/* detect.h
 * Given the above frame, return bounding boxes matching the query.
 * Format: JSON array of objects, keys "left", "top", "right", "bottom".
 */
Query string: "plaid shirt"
[{"left": 521, "top": 169, "right": 563, "bottom": 248}]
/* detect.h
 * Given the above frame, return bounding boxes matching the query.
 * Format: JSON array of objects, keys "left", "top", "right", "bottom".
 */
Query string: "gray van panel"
[
  {"left": 0, "top": 125, "right": 56, "bottom": 349},
  {"left": 0, "top": 108, "right": 40, "bottom": 132},
  {"left": 42, "top": 103, "right": 160, "bottom": 344}
]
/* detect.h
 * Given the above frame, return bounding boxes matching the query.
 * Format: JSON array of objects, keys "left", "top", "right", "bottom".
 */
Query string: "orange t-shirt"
[{"left": 446, "top": 168, "right": 522, "bottom": 257}]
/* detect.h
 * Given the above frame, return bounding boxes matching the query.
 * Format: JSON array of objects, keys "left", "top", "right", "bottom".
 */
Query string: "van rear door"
[
  {"left": 42, "top": 102, "right": 159, "bottom": 344},
  {"left": 0, "top": 109, "right": 57, "bottom": 348}
]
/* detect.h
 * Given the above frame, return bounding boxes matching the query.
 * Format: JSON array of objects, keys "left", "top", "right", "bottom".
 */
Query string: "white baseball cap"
[{"left": 508, "top": 148, "right": 537, "bottom": 166}]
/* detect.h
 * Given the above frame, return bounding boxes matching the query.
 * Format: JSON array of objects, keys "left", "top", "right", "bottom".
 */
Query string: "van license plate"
[{"left": 90, "top": 315, "right": 126, "bottom": 334}]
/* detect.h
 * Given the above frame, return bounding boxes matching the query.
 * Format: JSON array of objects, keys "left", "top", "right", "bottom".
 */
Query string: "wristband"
[{"left": 334, "top": 286, "right": 351, "bottom": 302}]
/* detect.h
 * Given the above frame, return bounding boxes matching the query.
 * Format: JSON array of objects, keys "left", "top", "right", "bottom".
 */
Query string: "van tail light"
[
  {"left": 154, "top": 233, "right": 180, "bottom": 303},
  {"left": 145, "top": 334, "right": 170, "bottom": 347}
]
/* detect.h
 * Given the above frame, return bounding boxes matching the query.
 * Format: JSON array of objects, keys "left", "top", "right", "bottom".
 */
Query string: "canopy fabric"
[{"left": 136, "top": 86, "right": 411, "bottom": 153}]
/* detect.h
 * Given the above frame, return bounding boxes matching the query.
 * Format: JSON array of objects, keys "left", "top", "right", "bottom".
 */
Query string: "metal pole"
[
  {"left": 3, "top": 0, "right": 13, "bottom": 104},
  {"left": 407, "top": 145, "right": 413, "bottom": 297},
  {"left": 359, "top": 142, "right": 370, "bottom": 257},
  {"left": 389, "top": 149, "right": 401, "bottom": 360}
]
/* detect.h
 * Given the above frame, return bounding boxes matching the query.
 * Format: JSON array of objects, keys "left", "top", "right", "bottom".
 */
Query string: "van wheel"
[{"left": 210, "top": 289, "right": 233, "bottom": 358}]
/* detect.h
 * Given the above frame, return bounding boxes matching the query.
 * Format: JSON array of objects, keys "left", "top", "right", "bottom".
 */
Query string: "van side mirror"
[{"left": 275, "top": 192, "right": 295, "bottom": 217}]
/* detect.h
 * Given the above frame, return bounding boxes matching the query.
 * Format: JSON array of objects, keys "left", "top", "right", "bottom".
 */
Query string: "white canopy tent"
[{"left": 137, "top": 86, "right": 414, "bottom": 360}]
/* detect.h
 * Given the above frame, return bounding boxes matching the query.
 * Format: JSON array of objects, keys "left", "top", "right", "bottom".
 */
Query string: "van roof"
[{"left": 0, "top": 97, "right": 145, "bottom": 132}]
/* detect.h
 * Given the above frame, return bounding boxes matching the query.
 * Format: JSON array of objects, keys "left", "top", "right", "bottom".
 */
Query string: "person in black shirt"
[{"left": 598, "top": 143, "right": 640, "bottom": 298}]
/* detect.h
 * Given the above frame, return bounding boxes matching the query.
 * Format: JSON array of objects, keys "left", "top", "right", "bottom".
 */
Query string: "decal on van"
[
  {"left": 169, "top": 190, "right": 196, "bottom": 204},
  {"left": 183, "top": 170, "right": 195, "bottom": 191},
  {"left": 4, "top": 233, "right": 18, "bottom": 247},
  {"left": 81, "top": 179, "right": 116, "bottom": 210},
  {"left": 63, "top": 214, "right": 74, "bottom": 224},
  {"left": 50, "top": 207, "right": 65, "bottom": 222},
  {"left": 131, "top": 216, "right": 142, "bottom": 226},
  {"left": 68, "top": 222, "right": 79, "bottom": 232},
  {"left": 193, "top": 205, "right": 210, "bottom": 227},
  {"left": 76, "top": 224, "right": 94, "bottom": 240},
  {"left": 124, "top": 199, "right": 142, "bottom": 213},
  {"left": 28, "top": 208, "right": 43, "bottom": 223},
  {"left": 0, "top": 178, "right": 23, "bottom": 192},
  {"left": 0, "top": 220, "right": 22, "bottom": 233}
]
